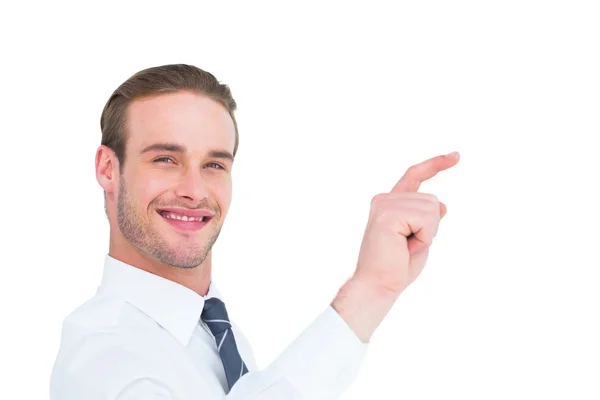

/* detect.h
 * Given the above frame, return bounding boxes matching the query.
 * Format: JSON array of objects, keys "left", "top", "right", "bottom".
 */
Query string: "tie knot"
[{"left": 201, "top": 297, "right": 232, "bottom": 336}]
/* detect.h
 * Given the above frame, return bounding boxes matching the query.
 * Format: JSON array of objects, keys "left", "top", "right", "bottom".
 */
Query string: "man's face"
[{"left": 115, "top": 91, "right": 235, "bottom": 269}]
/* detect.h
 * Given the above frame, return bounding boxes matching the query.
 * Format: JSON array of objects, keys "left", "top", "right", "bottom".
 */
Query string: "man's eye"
[
  {"left": 154, "top": 157, "right": 174, "bottom": 163},
  {"left": 207, "top": 162, "right": 224, "bottom": 170}
]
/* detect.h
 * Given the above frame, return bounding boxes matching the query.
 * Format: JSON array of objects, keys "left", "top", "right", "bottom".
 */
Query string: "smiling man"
[
  {"left": 104, "top": 89, "right": 235, "bottom": 294},
  {"left": 49, "top": 64, "right": 458, "bottom": 400},
  {"left": 49, "top": 65, "right": 367, "bottom": 400}
]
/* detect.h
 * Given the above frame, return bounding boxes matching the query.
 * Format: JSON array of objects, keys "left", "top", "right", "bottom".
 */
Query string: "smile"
[
  {"left": 160, "top": 211, "right": 207, "bottom": 222},
  {"left": 157, "top": 209, "right": 213, "bottom": 231}
]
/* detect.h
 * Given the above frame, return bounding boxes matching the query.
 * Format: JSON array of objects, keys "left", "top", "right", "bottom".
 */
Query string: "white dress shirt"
[{"left": 50, "top": 255, "right": 368, "bottom": 399}]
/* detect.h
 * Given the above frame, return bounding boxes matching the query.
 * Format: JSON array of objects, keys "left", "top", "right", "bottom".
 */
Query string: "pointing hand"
[{"left": 353, "top": 151, "right": 460, "bottom": 295}]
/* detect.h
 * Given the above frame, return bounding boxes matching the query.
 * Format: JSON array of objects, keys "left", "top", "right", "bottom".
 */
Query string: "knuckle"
[
  {"left": 370, "top": 193, "right": 386, "bottom": 205},
  {"left": 429, "top": 200, "right": 440, "bottom": 214},
  {"left": 419, "top": 193, "right": 440, "bottom": 213},
  {"left": 370, "top": 199, "right": 398, "bottom": 225},
  {"left": 421, "top": 193, "right": 439, "bottom": 203},
  {"left": 372, "top": 202, "right": 393, "bottom": 220}
]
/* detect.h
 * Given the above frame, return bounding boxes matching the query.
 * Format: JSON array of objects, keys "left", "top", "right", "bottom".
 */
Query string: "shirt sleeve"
[{"left": 227, "top": 305, "right": 369, "bottom": 399}]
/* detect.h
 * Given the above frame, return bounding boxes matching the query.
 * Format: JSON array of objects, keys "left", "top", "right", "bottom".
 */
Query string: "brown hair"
[{"left": 100, "top": 64, "right": 239, "bottom": 172}]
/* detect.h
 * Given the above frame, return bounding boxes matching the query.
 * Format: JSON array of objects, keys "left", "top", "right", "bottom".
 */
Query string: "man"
[{"left": 50, "top": 64, "right": 459, "bottom": 399}]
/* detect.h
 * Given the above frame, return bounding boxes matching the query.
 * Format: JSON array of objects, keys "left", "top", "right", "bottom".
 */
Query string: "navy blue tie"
[{"left": 201, "top": 297, "right": 249, "bottom": 392}]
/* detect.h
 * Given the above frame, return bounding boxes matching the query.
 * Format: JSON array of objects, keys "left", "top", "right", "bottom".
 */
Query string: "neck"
[{"left": 108, "top": 236, "right": 212, "bottom": 297}]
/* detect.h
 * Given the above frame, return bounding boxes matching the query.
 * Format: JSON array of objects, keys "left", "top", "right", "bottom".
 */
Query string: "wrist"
[{"left": 331, "top": 276, "right": 400, "bottom": 343}]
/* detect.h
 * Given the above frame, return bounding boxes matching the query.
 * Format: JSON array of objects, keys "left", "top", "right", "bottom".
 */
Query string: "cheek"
[
  {"left": 133, "top": 173, "right": 170, "bottom": 209},
  {"left": 215, "top": 181, "right": 233, "bottom": 212}
]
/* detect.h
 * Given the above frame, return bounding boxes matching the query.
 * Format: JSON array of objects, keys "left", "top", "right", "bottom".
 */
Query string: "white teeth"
[{"left": 162, "top": 212, "right": 205, "bottom": 222}]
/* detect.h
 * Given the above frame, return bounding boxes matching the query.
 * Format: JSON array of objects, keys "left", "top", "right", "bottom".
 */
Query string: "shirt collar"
[{"left": 97, "top": 254, "right": 222, "bottom": 346}]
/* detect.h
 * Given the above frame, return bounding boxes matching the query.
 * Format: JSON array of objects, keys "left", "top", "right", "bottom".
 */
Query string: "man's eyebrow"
[
  {"left": 140, "top": 142, "right": 234, "bottom": 161},
  {"left": 207, "top": 150, "right": 235, "bottom": 162},
  {"left": 140, "top": 142, "right": 186, "bottom": 154}
]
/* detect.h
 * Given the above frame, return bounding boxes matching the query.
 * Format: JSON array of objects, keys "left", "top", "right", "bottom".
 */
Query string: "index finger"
[{"left": 391, "top": 151, "right": 460, "bottom": 193}]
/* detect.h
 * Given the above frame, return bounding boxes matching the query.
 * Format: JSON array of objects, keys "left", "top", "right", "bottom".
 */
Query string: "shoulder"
[
  {"left": 50, "top": 295, "right": 188, "bottom": 399},
  {"left": 50, "top": 331, "right": 162, "bottom": 398},
  {"left": 50, "top": 327, "right": 203, "bottom": 400}
]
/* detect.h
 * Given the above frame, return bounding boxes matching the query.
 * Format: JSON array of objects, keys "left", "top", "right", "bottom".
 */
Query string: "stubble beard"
[{"left": 116, "top": 177, "right": 221, "bottom": 269}]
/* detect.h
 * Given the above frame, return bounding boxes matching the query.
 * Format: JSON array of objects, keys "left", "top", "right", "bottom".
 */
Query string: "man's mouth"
[{"left": 156, "top": 208, "right": 214, "bottom": 231}]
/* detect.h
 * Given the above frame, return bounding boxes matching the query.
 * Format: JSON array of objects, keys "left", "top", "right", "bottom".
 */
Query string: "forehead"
[{"left": 125, "top": 91, "right": 235, "bottom": 154}]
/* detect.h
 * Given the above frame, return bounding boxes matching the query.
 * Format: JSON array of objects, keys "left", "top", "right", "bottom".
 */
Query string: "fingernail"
[{"left": 446, "top": 151, "right": 459, "bottom": 159}]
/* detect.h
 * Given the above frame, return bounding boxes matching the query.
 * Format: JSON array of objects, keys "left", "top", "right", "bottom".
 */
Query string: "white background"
[{"left": 1, "top": 1, "right": 599, "bottom": 398}]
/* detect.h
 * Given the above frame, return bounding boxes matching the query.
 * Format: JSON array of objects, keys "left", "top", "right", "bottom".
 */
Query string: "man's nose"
[{"left": 174, "top": 168, "right": 210, "bottom": 201}]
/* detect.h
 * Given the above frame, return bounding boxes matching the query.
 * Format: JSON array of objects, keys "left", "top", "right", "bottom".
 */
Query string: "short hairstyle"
[
  {"left": 99, "top": 64, "right": 238, "bottom": 214},
  {"left": 100, "top": 64, "right": 239, "bottom": 171}
]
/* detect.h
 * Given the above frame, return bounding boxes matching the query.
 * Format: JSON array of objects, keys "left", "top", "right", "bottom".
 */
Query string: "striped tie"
[{"left": 201, "top": 297, "right": 249, "bottom": 392}]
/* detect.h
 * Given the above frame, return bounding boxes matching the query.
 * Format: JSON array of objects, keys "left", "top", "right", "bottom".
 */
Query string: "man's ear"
[{"left": 96, "top": 145, "right": 119, "bottom": 194}]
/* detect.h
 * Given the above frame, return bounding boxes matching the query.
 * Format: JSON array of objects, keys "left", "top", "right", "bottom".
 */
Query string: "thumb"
[{"left": 406, "top": 201, "right": 446, "bottom": 254}]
